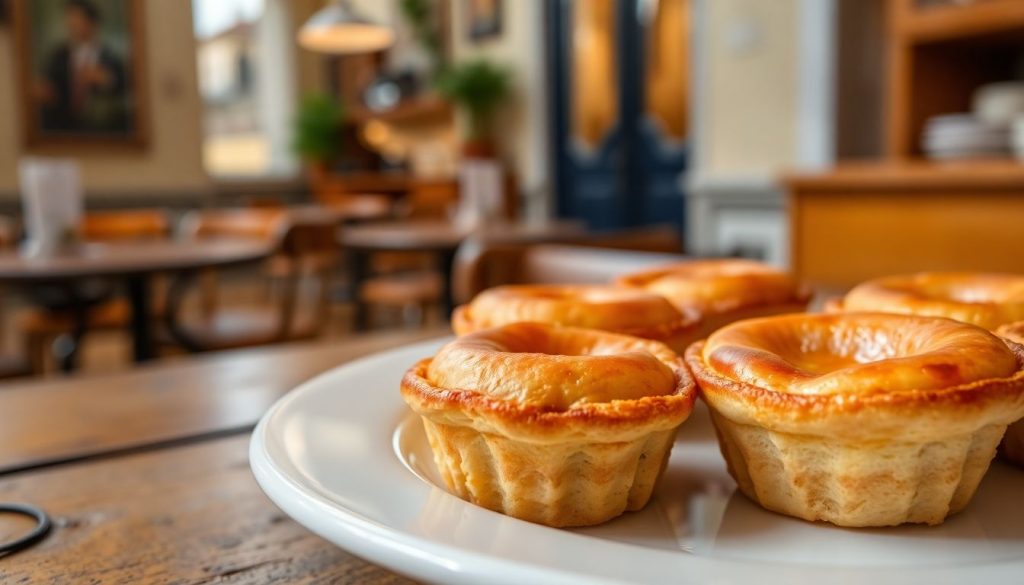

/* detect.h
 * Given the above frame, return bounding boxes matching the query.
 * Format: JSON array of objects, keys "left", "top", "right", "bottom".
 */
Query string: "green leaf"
[
  {"left": 435, "top": 59, "right": 511, "bottom": 139},
  {"left": 291, "top": 93, "right": 345, "bottom": 162}
]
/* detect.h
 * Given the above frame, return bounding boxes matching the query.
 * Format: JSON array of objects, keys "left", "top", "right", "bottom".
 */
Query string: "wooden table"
[
  {"left": 0, "top": 328, "right": 445, "bottom": 582},
  {"left": 285, "top": 199, "right": 394, "bottom": 225},
  {"left": 340, "top": 219, "right": 587, "bottom": 330},
  {"left": 0, "top": 239, "right": 273, "bottom": 370}
]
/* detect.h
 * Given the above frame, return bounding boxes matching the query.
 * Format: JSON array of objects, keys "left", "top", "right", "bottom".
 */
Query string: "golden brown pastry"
[
  {"left": 1000, "top": 321, "right": 1024, "bottom": 343},
  {"left": 452, "top": 284, "right": 701, "bottom": 353},
  {"left": 839, "top": 272, "right": 1024, "bottom": 330},
  {"left": 839, "top": 272, "right": 1024, "bottom": 467},
  {"left": 616, "top": 259, "right": 810, "bottom": 337},
  {"left": 997, "top": 321, "right": 1024, "bottom": 466},
  {"left": 685, "top": 312, "right": 1024, "bottom": 527},
  {"left": 401, "top": 322, "right": 696, "bottom": 527}
]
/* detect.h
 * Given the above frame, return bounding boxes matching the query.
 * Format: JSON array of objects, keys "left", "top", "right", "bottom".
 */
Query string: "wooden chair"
[
  {"left": 20, "top": 209, "right": 171, "bottom": 373},
  {"left": 358, "top": 270, "right": 443, "bottom": 328},
  {"left": 166, "top": 210, "right": 336, "bottom": 352},
  {"left": 80, "top": 210, "right": 171, "bottom": 241},
  {"left": 452, "top": 225, "right": 686, "bottom": 304}
]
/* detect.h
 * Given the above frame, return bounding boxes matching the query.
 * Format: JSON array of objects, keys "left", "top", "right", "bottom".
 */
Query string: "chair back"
[
  {"left": 274, "top": 219, "right": 339, "bottom": 338},
  {"left": 176, "top": 209, "right": 290, "bottom": 321},
  {"left": 326, "top": 194, "right": 393, "bottom": 223},
  {"left": 178, "top": 208, "right": 288, "bottom": 242},
  {"left": 80, "top": 210, "right": 170, "bottom": 242}
]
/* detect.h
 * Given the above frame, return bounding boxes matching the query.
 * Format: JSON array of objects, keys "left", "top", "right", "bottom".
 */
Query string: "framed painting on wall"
[
  {"left": 466, "top": 0, "right": 502, "bottom": 42},
  {"left": 12, "top": 0, "right": 148, "bottom": 150}
]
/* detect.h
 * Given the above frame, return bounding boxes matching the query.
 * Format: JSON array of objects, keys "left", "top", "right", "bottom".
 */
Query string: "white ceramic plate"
[{"left": 251, "top": 338, "right": 1024, "bottom": 585}]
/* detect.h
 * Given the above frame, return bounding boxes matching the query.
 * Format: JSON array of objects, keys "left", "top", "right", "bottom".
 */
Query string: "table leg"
[
  {"left": 56, "top": 284, "right": 89, "bottom": 373},
  {"left": 125, "top": 275, "right": 155, "bottom": 363},
  {"left": 439, "top": 249, "right": 457, "bottom": 319},
  {"left": 349, "top": 249, "right": 371, "bottom": 332},
  {"left": 163, "top": 270, "right": 203, "bottom": 353}
]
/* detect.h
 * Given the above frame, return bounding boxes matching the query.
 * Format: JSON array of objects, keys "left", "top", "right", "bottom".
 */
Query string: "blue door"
[{"left": 548, "top": 0, "right": 689, "bottom": 234}]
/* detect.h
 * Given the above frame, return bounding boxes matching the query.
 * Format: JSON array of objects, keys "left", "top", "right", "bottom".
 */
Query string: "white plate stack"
[
  {"left": 921, "top": 114, "right": 1010, "bottom": 160},
  {"left": 1013, "top": 116, "right": 1024, "bottom": 160},
  {"left": 921, "top": 81, "right": 1024, "bottom": 160}
]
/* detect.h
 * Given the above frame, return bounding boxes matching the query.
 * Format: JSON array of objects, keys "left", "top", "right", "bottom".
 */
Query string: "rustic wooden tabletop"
[{"left": 0, "top": 328, "right": 447, "bottom": 583}]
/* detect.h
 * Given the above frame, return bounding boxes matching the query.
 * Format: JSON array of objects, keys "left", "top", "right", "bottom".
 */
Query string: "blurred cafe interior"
[{"left": 1, "top": 0, "right": 1024, "bottom": 581}]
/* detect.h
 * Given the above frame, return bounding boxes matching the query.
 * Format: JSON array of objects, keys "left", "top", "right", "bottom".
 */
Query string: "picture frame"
[
  {"left": 466, "top": 0, "right": 502, "bottom": 42},
  {"left": 12, "top": 0, "right": 148, "bottom": 151}
]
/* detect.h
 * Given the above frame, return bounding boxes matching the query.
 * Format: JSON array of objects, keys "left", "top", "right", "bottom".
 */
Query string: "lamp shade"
[{"left": 298, "top": 0, "right": 394, "bottom": 55}]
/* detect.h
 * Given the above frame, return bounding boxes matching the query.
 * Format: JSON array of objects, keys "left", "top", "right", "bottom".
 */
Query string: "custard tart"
[
  {"left": 685, "top": 312, "right": 1024, "bottom": 527},
  {"left": 452, "top": 284, "right": 701, "bottom": 353},
  {"left": 616, "top": 259, "right": 810, "bottom": 338},
  {"left": 401, "top": 322, "right": 696, "bottom": 527},
  {"left": 839, "top": 272, "right": 1024, "bottom": 467},
  {"left": 839, "top": 272, "right": 1024, "bottom": 330}
]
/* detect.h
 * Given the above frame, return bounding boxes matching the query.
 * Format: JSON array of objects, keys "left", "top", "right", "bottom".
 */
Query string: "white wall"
[
  {"left": 0, "top": 1, "right": 211, "bottom": 198},
  {"left": 687, "top": 0, "right": 836, "bottom": 263},
  {"left": 449, "top": 0, "right": 550, "bottom": 218}
]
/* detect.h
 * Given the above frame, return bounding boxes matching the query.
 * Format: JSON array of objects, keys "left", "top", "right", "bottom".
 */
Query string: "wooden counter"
[{"left": 785, "top": 161, "right": 1024, "bottom": 289}]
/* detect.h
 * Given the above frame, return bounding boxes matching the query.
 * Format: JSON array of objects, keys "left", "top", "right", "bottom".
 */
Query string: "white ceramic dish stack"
[
  {"left": 921, "top": 114, "right": 1010, "bottom": 160},
  {"left": 920, "top": 81, "right": 1024, "bottom": 160},
  {"left": 1012, "top": 115, "right": 1024, "bottom": 160},
  {"left": 974, "top": 82, "right": 1024, "bottom": 126}
]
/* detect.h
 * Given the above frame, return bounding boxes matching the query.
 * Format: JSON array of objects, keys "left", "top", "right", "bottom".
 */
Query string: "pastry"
[
  {"left": 452, "top": 284, "right": 701, "bottom": 353},
  {"left": 839, "top": 272, "right": 1024, "bottom": 467},
  {"left": 839, "top": 272, "right": 1024, "bottom": 330},
  {"left": 685, "top": 312, "right": 1024, "bottom": 527},
  {"left": 616, "top": 259, "right": 810, "bottom": 338},
  {"left": 997, "top": 321, "right": 1024, "bottom": 466},
  {"left": 401, "top": 322, "right": 696, "bottom": 527}
]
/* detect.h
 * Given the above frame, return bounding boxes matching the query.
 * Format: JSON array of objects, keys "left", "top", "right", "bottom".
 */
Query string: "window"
[{"left": 192, "top": 0, "right": 297, "bottom": 178}]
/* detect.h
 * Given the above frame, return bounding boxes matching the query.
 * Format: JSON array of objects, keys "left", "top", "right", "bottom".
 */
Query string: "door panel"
[
  {"left": 551, "top": 0, "right": 689, "bottom": 236},
  {"left": 571, "top": 0, "right": 620, "bottom": 153}
]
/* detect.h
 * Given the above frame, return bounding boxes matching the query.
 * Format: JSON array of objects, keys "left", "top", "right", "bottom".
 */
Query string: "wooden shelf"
[
  {"left": 350, "top": 98, "right": 453, "bottom": 126},
  {"left": 903, "top": 0, "right": 1024, "bottom": 44},
  {"left": 886, "top": 0, "right": 1024, "bottom": 157}
]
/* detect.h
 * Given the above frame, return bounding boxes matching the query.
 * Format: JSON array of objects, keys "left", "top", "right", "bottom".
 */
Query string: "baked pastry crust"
[
  {"left": 840, "top": 272, "right": 1024, "bottom": 330},
  {"left": 685, "top": 313, "right": 1024, "bottom": 527},
  {"left": 997, "top": 321, "right": 1024, "bottom": 466},
  {"left": 997, "top": 321, "right": 1024, "bottom": 344},
  {"left": 616, "top": 259, "right": 810, "bottom": 337},
  {"left": 840, "top": 273, "right": 1024, "bottom": 467},
  {"left": 452, "top": 284, "right": 701, "bottom": 353},
  {"left": 402, "top": 323, "right": 696, "bottom": 527}
]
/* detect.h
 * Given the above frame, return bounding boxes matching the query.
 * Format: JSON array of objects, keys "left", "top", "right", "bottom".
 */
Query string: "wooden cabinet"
[
  {"left": 786, "top": 162, "right": 1024, "bottom": 289},
  {"left": 787, "top": 0, "right": 1024, "bottom": 287}
]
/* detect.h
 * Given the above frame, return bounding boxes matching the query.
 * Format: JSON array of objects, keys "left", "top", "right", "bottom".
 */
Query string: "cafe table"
[
  {"left": 340, "top": 219, "right": 587, "bottom": 330},
  {"left": 0, "top": 328, "right": 446, "bottom": 582},
  {"left": 0, "top": 239, "right": 274, "bottom": 371},
  {"left": 284, "top": 198, "right": 394, "bottom": 225}
]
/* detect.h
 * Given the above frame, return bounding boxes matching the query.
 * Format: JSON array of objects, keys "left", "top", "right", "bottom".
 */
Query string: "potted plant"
[
  {"left": 292, "top": 93, "right": 345, "bottom": 186},
  {"left": 435, "top": 59, "right": 511, "bottom": 158}
]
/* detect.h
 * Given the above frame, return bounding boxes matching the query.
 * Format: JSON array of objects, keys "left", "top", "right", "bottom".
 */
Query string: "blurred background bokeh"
[{"left": 0, "top": 0, "right": 1022, "bottom": 377}]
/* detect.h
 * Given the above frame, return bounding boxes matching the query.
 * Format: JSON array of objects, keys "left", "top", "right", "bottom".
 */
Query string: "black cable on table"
[{"left": 0, "top": 503, "right": 51, "bottom": 556}]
